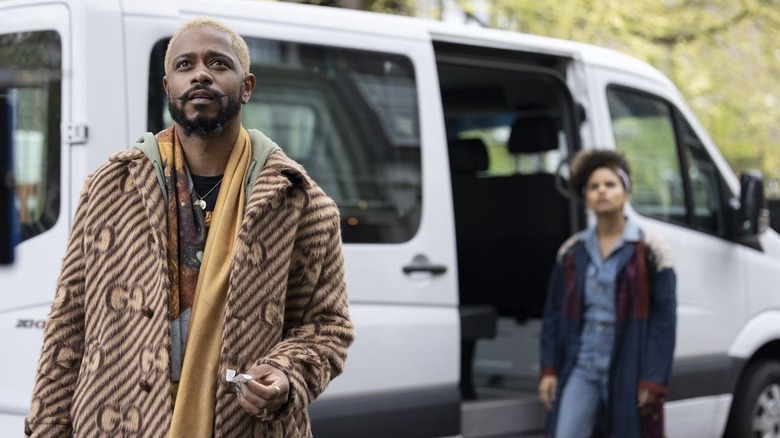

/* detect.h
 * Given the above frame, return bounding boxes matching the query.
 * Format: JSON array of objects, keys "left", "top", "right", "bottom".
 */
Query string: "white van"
[{"left": 1, "top": 0, "right": 778, "bottom": 436}]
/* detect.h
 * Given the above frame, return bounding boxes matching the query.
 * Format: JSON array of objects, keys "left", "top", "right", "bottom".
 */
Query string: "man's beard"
[{"left": 168, "top": 86, "right": 242, "bottom": 138}]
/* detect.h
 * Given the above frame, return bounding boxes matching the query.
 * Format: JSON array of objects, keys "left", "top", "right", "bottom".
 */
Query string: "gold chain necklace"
[{"left": 192, "top": 177, "right": 223, "bottom": 210}]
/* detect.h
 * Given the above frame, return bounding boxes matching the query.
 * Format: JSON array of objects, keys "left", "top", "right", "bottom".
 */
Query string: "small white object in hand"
[{"left": 226, "top": 369, "right": 253, "bottom": 383}]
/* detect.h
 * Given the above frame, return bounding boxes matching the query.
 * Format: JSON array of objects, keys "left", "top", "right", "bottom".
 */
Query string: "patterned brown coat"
[{"left": 25, "top": 132, "right": 355, "bottom": 437}]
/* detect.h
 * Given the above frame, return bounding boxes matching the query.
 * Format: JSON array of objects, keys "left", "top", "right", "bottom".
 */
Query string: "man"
[{"left": 24, "top": 17, "right": 354, "bottom": 437}]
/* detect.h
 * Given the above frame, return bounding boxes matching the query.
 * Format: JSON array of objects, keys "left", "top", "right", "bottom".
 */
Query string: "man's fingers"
[
  {"left": 245, "top": 379, "right": 282, "bottom": 401},
  {"left": 237, "top": 364, "right": 291, "bottom": 416},
  {"left": 237, "top": 393, "right": 263, "bottom": 416},
  {"left": 245, "top": 364, "right": 290, "bottom": 401},
  {"left": 247, "top": 364, "right": 277, "bottom": 382},
  {"left": 236, "top": 379, "right": 288, "bottom": 417}
]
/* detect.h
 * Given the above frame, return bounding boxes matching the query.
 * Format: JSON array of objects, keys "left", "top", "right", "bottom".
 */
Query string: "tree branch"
[{"left": 621, "top": 8, "right": 751, "bottom": 45}]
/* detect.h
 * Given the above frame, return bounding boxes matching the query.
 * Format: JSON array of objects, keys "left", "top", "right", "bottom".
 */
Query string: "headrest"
[
  {"left": 507, "top": 116, "right": 559, "bottom": 154},
  {"left": 448, "top": 138, "right": 489, "bottom": 174}
]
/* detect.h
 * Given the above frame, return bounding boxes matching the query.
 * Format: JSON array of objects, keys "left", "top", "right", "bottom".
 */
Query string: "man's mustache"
[{"left": 174, "top": 85, "right": 227, "bottom": 101}]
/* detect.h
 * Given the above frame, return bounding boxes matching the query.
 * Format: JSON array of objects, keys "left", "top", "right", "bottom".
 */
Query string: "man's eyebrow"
[
  {"left": 172, "top": 52, "right": 194, "bottom": 61},
  {"left": 172, "top": 50, "right": 235, "bottom": 63},
  {"left": 204, "top": 50, "right": 234, "bottom": 60}
]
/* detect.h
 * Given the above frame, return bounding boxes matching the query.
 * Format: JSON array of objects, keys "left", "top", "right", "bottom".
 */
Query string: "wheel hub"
[{"left": 754, "top": 383, "right": 780, "bottom": 437}]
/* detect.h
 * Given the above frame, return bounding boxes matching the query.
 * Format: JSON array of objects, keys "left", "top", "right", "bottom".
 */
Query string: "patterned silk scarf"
[
  {"left": 158, "top": 127, "right": 205, "bottom": 386},
  {"left": 158, "top": 126, "right": 252, "bottom": 437}
]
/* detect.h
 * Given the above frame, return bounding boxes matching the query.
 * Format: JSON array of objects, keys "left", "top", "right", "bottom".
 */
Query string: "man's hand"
[
  {"left": 538, "top": 375, "right": 557, "bottom": 411},
  {"left": 236, "top": 364, "right": 290, "bottom": 417}
]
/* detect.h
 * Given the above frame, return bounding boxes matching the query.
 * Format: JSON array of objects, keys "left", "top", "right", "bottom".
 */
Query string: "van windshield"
[{"left": 0, "top": 30, "right": 62, "bottom": 242}]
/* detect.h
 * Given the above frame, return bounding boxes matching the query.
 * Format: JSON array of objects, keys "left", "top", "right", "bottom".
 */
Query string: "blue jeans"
[{"left": 555, "top": 364, "right": 609, "bottom": 438}]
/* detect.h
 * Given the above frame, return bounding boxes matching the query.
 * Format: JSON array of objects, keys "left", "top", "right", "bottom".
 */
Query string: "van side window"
[
  {"left": 607, "top": 86, "right": 725, "bottom": 236},
  {"left": 148, "top": 39, "right": 421, "bottom": 244},
  {"left": 0, "top": 31, "right": 62, "bottom": 242},
  {"left": 681, "top": 119, "right": 725, "bottom": 235}
]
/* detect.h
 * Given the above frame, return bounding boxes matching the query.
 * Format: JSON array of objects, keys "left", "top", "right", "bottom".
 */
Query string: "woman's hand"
[
  {"left": 637, "top": 387, "right": 658, "bottom": 408},
  {"left": 538, "top": 375, "right": 557, "bottom": 411}
]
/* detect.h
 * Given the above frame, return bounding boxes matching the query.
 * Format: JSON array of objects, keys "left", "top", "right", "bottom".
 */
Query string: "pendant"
[{"left": 198, "top": 199, "right": 207, "bottom": 210}]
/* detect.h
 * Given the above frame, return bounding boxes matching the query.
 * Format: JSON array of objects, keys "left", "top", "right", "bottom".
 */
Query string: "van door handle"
[{"left": 403, "top": 254, "right": 447, "bottom": 275}]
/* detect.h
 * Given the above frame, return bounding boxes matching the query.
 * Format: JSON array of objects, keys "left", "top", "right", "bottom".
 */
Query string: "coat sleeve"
[
  {"left": 256, "top": 207, "right": 354, "bottom": 419},
  {"left": 638, "top": 264, "right": 677, "bottom": 395},
  {"left": 24, "top": 179, "right": 92, "bottom": 437},
  {"left": 540, "top": 262, "right": 565, "bottom": 378}
]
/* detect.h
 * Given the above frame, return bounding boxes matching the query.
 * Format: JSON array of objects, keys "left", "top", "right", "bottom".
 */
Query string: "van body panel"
[
  {"left": 316, "top": 304, "right": 458, "bottom": 396},
  {"left": 745, "top": 234, "right": 780, "bottom": 317},
  {"left": 728, "top": 310, "right": 780, "bottom": 358},
  {"left": 643, "top": 216, "right": 745, "bottom": 355},
  {"left": 666, "top": 395, "right": 731, "bottom": 437}
]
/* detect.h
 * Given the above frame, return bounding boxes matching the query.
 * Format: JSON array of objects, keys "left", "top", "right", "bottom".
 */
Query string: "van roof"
[
  {"left": 0, "top": 0, "right": 673, "bottom": 88},
  {"left": 119, "top": 0, "right": 674, "bottom": 87}
]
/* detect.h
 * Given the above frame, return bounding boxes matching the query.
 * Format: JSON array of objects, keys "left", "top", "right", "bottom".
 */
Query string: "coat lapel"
[{"left": 123, "top": 150, "right": 167, "bottom": 249}]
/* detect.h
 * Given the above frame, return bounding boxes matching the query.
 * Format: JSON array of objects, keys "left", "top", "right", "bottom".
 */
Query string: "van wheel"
[{"left": 725, "top": 360, "right": 780, "bottom": 437}]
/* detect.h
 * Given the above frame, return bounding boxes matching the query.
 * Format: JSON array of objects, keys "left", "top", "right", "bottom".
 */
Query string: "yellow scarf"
[{"left": 169, "top": 128, "right": 252, "bottom": 437}]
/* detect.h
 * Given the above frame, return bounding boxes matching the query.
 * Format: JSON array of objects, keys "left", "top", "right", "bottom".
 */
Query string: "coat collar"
[
  {"left": 119, "top": 127, "right": 311, "bottom": 206},
  {"left": 579, "top": 216, "right": 641, "bottom": 245},
  {"left": 580, "top": 216, "right": 640, "bottom": 266}
]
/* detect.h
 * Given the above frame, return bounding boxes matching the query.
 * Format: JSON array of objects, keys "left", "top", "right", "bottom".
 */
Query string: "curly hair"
[
  {"left": 164, "top": 17, "right": 251, "bottom": 75},
  {"left": 570, "top": 149, "right": 631, "bottom": 199}
]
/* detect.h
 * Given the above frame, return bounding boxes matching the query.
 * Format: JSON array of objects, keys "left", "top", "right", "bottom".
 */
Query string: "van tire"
[{"left": 724, "top": 360, "right": 780, "bottom": 437}]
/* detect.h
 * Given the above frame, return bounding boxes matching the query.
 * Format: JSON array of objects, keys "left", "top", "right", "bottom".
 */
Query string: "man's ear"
[
  {"left": 163, "top": 76, "right": 169, "bottom": 96},
  {"left": 241, "top": 73, "right": 256, "bottom": 104}
]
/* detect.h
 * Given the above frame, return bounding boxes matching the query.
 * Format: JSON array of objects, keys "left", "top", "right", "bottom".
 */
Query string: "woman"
[{"left": 538, "top": 149, "right": 677, "bottom": 437}]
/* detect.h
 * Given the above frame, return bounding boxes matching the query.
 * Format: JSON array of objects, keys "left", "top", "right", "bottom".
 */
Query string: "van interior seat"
[
  {"left": 448, "top": 137, "right": 499, "bottom": 400},
  {"left": 490, "top": 115, "right": 570, "bottom": 319},
  {"left": 449, "top": 137, "right": 492, "bottom": 319},
  {"left": 449, "top": 116, "right": 570, "bottom": 323}
]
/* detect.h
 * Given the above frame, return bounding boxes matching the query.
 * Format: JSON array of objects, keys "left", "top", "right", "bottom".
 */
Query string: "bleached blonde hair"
[{"left": 164, "top": 17, "right": 250, "bottom": 74}]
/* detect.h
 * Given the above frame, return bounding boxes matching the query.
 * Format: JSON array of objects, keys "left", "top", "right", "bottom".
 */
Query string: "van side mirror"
[
  {"left": 738, "top": 171, "right": 768, "bottom": 236},
  {"left": 0, "top": 91, "right": 16, "bottom": 265}
]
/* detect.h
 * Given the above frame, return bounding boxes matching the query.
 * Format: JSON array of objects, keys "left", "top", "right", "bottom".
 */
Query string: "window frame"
[
  {"left": 0, "top": 29, "right": 63, "bottom": 243},
  {"left": 607, "top": 84, "right": 731, "bottom": 238}
]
